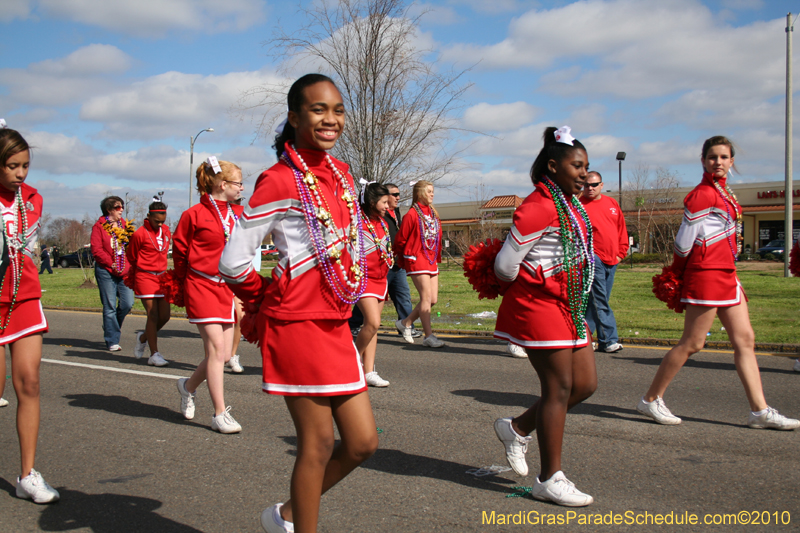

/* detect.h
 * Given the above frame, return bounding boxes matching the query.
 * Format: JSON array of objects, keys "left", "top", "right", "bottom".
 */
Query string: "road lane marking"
[{"left": 42, "top": 358, "right": 183, "bottom": 379}]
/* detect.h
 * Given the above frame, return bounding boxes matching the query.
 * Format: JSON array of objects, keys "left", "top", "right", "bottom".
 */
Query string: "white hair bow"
[
  {"left": 206, "top": 156, "right": 222, "bottom": 174},
  {"left": 0, "top": 118, "right": 6, "bottom": 129},
  {"left": 409, "top": 180, "right": 419, "bottom": 187},
  {"left": 554, "top": 126, "right": 575, "bottom": 146},
  {"left": 275, "top": 117, "right": 288, "bottom": 135},
  {"left": 359, "top": 178, "right": 376, "bottom": 204}
]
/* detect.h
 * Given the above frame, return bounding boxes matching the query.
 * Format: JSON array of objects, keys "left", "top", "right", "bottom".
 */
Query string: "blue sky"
[{"left": 2, "top": 0, "right": 799, "bottom": 218}]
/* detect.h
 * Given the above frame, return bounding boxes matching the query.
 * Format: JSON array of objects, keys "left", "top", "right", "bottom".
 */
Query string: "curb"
[{"left": 45, "top": 307, "right": 800, "bottom": 355}]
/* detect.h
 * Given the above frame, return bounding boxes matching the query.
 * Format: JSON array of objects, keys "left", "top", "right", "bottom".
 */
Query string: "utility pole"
[{"left": 785, "top": 13, "right": 794, "bottom": 276}]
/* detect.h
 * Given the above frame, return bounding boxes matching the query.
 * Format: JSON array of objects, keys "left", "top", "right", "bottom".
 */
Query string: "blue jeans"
[
  {"left": 585, "top": 257, "right": 619, "bottom": 349},
  {"left": 95, "top": 265, "right": 134, "bottom": 347},
  {"left": 349, "top": 267, "right": 413, "bottom": 329}
]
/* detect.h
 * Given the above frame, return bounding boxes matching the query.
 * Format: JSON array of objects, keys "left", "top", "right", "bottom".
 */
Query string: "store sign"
[{"left": 757, "top": 189, "right": 800, "bottom": 199}]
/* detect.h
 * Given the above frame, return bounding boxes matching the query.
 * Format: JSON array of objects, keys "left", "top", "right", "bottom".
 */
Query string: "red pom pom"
[
  {"left": 652, "top": 265, "right": 685, "bottom": 313},
  {"left": 462, "top": 238, "right": 504, "bottom": 300},
  {"left": 123, "top": 266, "right": 137, "bottom": 294},
  {"left": 790, "top": 242, "right": 800, "bottom": 277},
  {"left": 160, "top": 269, "right": 185, "bottom": 308}
]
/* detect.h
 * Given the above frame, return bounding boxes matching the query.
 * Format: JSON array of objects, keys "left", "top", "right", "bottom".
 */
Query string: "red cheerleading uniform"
[
  {"left": 172, "top": 194, "right": 243, "bottom": 323},
  {"left": 219, "top": 144, "right": 366, "bottom": 397},
  {"left": 125, "top": 219, "right": 171, "bottom": 298},
  {"left": 360, "top": 216, "right": 391, "bottom": 300},
  {"left": 395, "top": 203, "right": 441, "bottom": 275},
  {"left": 672, "top": 172, "right": 743, "bottom": 307},
  {"left": 493, "top": 182, "right": 590, "bottom": 349},
  {"left": 0, "top": 184, "right": 48, "bottom": 345}
]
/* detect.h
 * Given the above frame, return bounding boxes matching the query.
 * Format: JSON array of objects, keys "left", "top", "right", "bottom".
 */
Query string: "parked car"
[
  {"left": 756, "top": 239, "right": 785, "bottom": 259},
  {"left": 261, "top": 244, "right": 278, "bottom": 257},
  {"left": 59, "top": 249, "right": 93, "bottom": 268}
]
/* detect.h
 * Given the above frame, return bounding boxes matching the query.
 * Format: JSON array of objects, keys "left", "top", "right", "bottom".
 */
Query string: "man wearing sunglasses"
[
  {"left": 580, "top": 171, "right": 628, "bottom": 353},
  {"left": 349, "top": 183, "right": 421, "bottom": 339}
]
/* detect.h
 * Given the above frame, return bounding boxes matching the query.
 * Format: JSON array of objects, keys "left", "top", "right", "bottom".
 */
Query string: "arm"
[
  {"left": 171, "top": 211, "right": 193, "bottom": 280},
  {"left": 125, "top": 230, "right": 140, "bottom": 269},
  {"left": 617, "top": 202, "right": 629, "bottom": 259},
  {"left": 90, "top": 221, "right": 114, "bottom": 271},
  {"left": 494, "top": 203, "right": 544, "bottom": 283},
  {"left": 670, "top": 189, "right": 712, "bottom": 276}
]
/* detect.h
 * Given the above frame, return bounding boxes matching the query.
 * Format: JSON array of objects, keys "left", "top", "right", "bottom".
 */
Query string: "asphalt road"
[{"left": 1, "top": 309, "right": 799, "bottom": 532}]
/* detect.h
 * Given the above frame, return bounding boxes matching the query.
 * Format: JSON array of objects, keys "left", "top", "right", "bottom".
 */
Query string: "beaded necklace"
[
  {"left": 103, "top": 216, "right": 129, "bottom": 272},
  {"left": 0, "top": 189, "right": 28, "bottom": 332},
  {"left": 711, "top": 179, "right": 743, "bottom": 259},
  {"left": 209, "top": 197, "right": 238, "bottom": 243},
  {"left": 414, "top": 203, "right": 440, "bottom": 264},
  {"left": 364, "top": 215, "right": 394, "bottom": 268},
  {"left": 282, "top": 144, "right": 367, "bottom": 304},
  {"left": 145, "top": 223, "right": 168, "bottom": 253},
  {"left": 541, "top": 176, "right": 595, "bottom": 339}
]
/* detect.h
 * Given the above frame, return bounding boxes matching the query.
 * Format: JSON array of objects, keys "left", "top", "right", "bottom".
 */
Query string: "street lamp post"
[
  {"left": 124, "top": 192, "right": 129, "bottom": 219},
  {"left": 189, "top": 128, "right": 214, "bottom": 207},
  {"left": 616, "top": 152, "right": 626, "bottom": 207}
]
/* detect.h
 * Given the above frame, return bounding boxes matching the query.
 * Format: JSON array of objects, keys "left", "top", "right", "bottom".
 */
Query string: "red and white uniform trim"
[
  {"left": 493, "top": 182, "right": 589, "bottom": 349},
  {"left": 360, "top": 217, "right": 390, "bottom": 300},
  {"left": 672, "top": 173, "right": 742, "bottom": 307}
]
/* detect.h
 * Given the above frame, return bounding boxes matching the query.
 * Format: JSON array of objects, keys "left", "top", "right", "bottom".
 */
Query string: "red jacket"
[
  {"left": 172, "top": 194, "right": 244, "bottom": 280},
  {"left": 580, "top": 194, "right": 628, "bottom": 265},
  {"left": 394, "top": 203, "right": 441, "bottom": 268},
  {"left": 126, "top": 219, "right": 171, "bottom": 272},
  {"left": 91, "top": 216, "right": 133, "bottom": 277},
  {"left": 0, "top": 184, "right": 43, "bottom": 303}
]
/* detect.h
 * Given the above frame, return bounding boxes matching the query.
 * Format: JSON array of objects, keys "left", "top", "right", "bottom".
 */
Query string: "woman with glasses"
[
  {"left": 172, "top": 158, "right": 245, "bottom": 433},
  {"left": 91, "top": 196, "right": 135, "bottom": 351}
]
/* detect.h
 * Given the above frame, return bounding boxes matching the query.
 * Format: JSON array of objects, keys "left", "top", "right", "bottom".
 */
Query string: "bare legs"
[
  {"left": 185, "top": 323, "right": 234, "bottom": 416},
  {"left": 279, "top": 392, "right": 378, "bottom": 533},
  {"left": 355, "top": 298, "right": 384, "bottom": 373},
  {"left": 401, "top": 273, "right": 438, "bottom": 337},
  {"left": 10, "top": 334, "right": 44, "bottom": 477},
  {"left": 643, "top": 301, "right": 767, "bottom": 411},
  {"left": 139, "top": 297, "right": 170, "bottom": 354},
  {"left": 231, "top": 297, "right": 243, "bottom": 357},
  {"left": 512, "top": 345, "right": 597, "bottom": 480}
]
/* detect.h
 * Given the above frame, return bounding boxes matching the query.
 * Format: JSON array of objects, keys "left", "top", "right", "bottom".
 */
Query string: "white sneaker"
[
  {"left": 506, "top": 343, "right": 527, "bottom": 358},
  {"left": 148, "top": 352, "right": 168, "bottom": 367},
  {"left": 176, "top": 378, "right": 196, "bottom": 420},
  {"left": 422, "top": 334, "right": 444, "bottom": 348},
  {"left": 493, "top": 417, "right": 531, "bottom": 476},
  {"left": 747, "top": 406, "right": 800, "bottom": 430},
  {"left": 365, "top": 371, "right": 390, "bottom": 387},
  {"left": 531, "top": 471, "right": 593, "bottom": 507},
  {"left": 601, "top": 343, "right": 623, "bottom": 353},
  {"left": 108, "top": 344, "right": 122, "bottom": 352},
  {"left": 227, "top": 354, "right": 244, "bottom": 373},
  {"left": 591, "top": 342, "right": 597, "bottom": 351},
  {"left": 261, "top": 503, "right": 294, "bottom": 533},
  {"left": 133, "top": 331, "right": 147, "bottom": 359},
  {"left": 395, "top": 319, "right": 414, "bottom": 344},
  {"left": 211, "top": 406, "right": 242, "bottom": 434},
  {"left": 794, "top": 359, "right": 800, "bottom": 372},
  {"left": 0, "top": 397, "right": 8, "bottom": 407},
  {"left": 16, "top": 469, "right": 60, "bottom": 504},
  {"left": 636, "top": 396, "right": 681, "bottom": 425}
]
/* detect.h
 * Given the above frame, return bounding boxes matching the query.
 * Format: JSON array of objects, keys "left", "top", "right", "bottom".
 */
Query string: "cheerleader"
[
  {"left": 0, "top": 126, "right": 59, "bottom": 503},
  {"left": 492, "top": 126, "right": 596, "bottom": 507},
  {"left": 394, "top": 180, "right": 444, "bottom": 348},
  {"left": 172, "top": 157, "right": 244, "bottom": 434},
  {"left": 639, "top": 136, "right": 799, "bottom": 430},
  {"left": 126, "top": 201, "right": 170, "bottom": 367},
  {"left": 356, "top": 182, "right": 393, "bottom": 387},
  {"left": 219, "top": 73, "right": 378, "bottom": 533}
]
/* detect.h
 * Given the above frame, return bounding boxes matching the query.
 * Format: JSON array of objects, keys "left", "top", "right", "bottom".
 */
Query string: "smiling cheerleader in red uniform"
[
  {"left": 219, "top": 74, "right": 377, "bottom": 533},
  {"left": 394, "top": 180, "right": 444, "bottom": 348},
  {"left": 172, "top": 157, "right": 245, "bottom": 434},
  {"left": 492, "top": 126, "right": 596, "bottom": 507},
  {"left": 640, "top": 136, "right": 799, "bottom": 430},
  {"left": 126, "top": 201, "right": 171, "bottom": 367},
  {"left": 0, "top": 125, "right": 59, "bottom": 504}
]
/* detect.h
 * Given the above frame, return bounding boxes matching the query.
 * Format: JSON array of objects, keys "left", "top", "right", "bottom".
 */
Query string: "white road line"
[{"left": 42, "top": 358, "right": 183, "bottom": 380}]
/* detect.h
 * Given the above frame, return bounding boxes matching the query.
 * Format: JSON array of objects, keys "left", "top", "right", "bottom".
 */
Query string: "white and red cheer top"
[
  {"left": 394, "top": 203, "right": 441, "bottom": 275},
  {"left": 360, "top": 216, "right": 390, "bottom": 300},
  {"left": 126, "top": 219, "right": 171, "bottom": 298},
  {"left": 493, "top": 182, "right": 590, "bottom": 349},
  {"left": 0, "top": 184, "right": 43, "bottom": 304}
]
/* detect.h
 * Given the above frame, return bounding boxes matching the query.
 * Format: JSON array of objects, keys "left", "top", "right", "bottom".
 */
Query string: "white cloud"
[
  {"left": 80, "top": 69, "right": 285, "bottom": 140},
  {"left": 0, "top": 44, "right": 132, "bottom": 108},
  {"left": 37, "top": 0, "right": 266, "bottom": 38},
  {"left": 462, "top": 102, "right": 539, "bottom": 132},
  {"left": 567, "top": 104, "right": 606, "bottom": 134},
  {"left": 0, "top": 0, "right": 30, "bottom": 21}
]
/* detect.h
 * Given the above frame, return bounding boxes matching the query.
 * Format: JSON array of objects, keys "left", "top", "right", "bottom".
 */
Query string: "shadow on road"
[
  {"left": 451, "top": 389, "right": 537, "bottom": 408},
  {"left": 612, "top": 354, "right": 794, "bottom": 375},
  {"left": 63, "top": 393, "right": 208, "bottom": 429}
]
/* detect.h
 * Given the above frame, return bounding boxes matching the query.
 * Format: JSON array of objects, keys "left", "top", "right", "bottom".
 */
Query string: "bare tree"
[
  {"left": 238, "top": 0, "right": 472, "bottom": 190},
  {"left": 624, "top": 164, "right": 682, "bottom": 264},
  {"left": 45, "top": 216, "right": 93, "bottom": 280}
]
